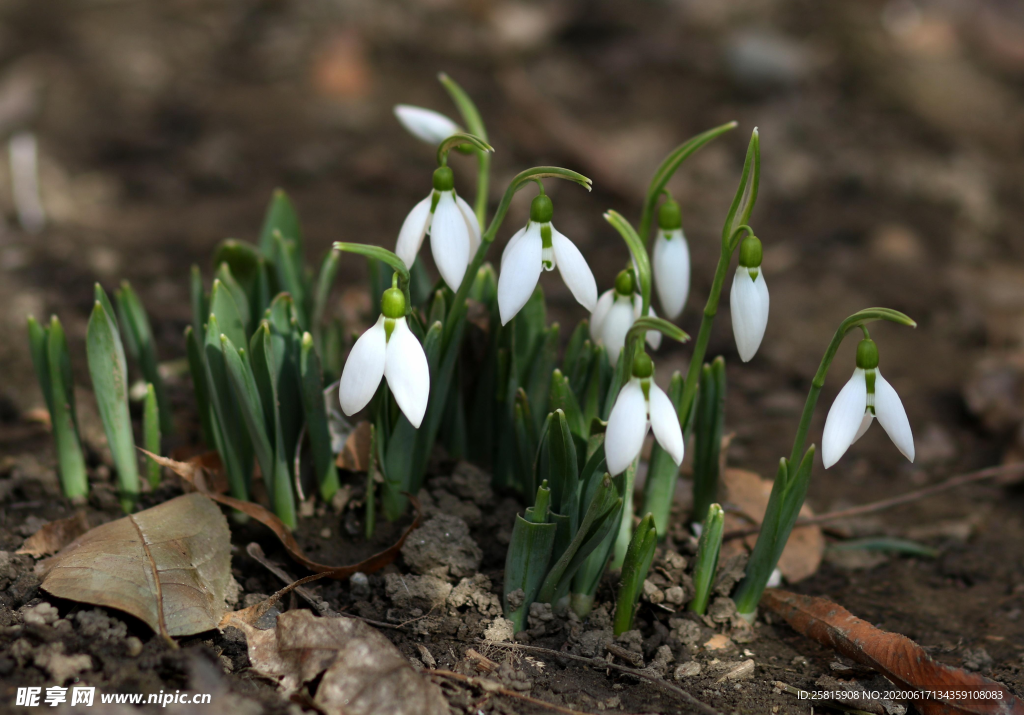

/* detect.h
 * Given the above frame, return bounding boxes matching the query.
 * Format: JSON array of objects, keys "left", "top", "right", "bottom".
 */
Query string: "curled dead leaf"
[
  {"left": 222, "top": 609, "right": 447, "bottom": 715},
  {"left": 336, "top": 420, "right": 372, "bottom": 472},
  {"left": 18, "top": 511, "right": 90, "bottom": 558},
  {"left": 38, "top": 493, "right": 232, "bottom": 639},
  {"left": 762, "top": 589, "right": 1024, "bottom": 715},
  {"left": 143, "top": 450, "right": 421, "bottom": 579},
  {"left": 721, "top": 468, "right": 825, "bottom": 582}
]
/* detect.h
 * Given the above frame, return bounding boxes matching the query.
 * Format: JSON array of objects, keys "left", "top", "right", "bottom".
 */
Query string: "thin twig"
[
  {"left": 484, "top": 640, "right": 720, "bottom": 715},
  {"left": 430, "top": 669, "right": 599, "bottom": 715},
  {"left": 723, "top": 462, "right": 1024, "bottom": 541},
  {"left": 246, "top": 542, "right": 334, "bottom": 615}
]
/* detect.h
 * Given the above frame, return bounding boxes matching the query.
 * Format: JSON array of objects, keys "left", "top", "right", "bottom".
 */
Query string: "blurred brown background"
[{"left": 2, "top": 0, "right": 1024, "bottom": 485}]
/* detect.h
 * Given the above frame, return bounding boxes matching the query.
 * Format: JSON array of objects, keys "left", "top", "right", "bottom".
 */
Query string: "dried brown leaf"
[
  {"left": 38, "top": 493, "right": 232, "bottom": 638},
  {"left": 144, "top": 450, "right": 420, "bottom": 579},
  {"left": 335, "top": 420, "right": 372, "bottom": 472},
  {"left": 762, "top": 589, "right": 1024, "bottom": 715},
  {"left": 223, "top": 609, "right": 447, "bottom": 715},
  {"left": 721, "top": 468, "right": 825, "bottom": 582},
  {"left": 18, "top": 511, "right": 90, "bottom": 558}
]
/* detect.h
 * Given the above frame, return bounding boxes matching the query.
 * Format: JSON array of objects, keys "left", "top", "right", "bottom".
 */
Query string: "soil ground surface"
[{"left": 1, "top": 0, "right": 1024, "bottom": 713}]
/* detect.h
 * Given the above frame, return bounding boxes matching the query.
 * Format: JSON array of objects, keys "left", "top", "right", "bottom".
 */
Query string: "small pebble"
[
  {"left": 320, "top": 528, "right": 332, "bottom": 539},
  {"left": 126, "top": 637, "right": 143, "bottom": 657},
  {"left": 674, "top": 661, "right": 702, "bottom": 679}
]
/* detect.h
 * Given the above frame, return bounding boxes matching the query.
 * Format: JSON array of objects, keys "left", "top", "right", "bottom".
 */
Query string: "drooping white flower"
[
  {"left": 394, "top": 105, "right": 460, "bottom": 145},
  {"left": 652, "top": 198, "right": 690, "bottom": 320},
  {"left": 497, "top": 194, "right": 597, "bottom": 325},
  {"left": 339, "top": 286, "right": 429, "bottom": 428},
  {"left": 821, "top": 338, "right": 914, "bottom": 469},
  {"left": 730, "top": 235, "right": 769, "bottom": 362},
  {"left": 396, "top": 166, "right": 480, "bottom": 291},
  {"left": 604, "top": 354, "right": 684, "bottom": 476},
  {"left": 589, "top": 271, "right": 661, "bottom": 365}
]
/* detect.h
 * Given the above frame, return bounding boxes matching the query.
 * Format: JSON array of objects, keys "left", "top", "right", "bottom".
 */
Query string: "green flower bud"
[
  {"left": 658, "top": 198, "right": 682, "bottom": 231},
  {"left": 614, "top": 269, "right": 635, "bottom": 296},
  {"left": 856, "top": 338, "right": 879, "bottom": 370},
  {"left": 632, "top": 352, "right": 654, "bottom": 379},
  {"left": 381, "top": 287, "right": 406, "bottom": 319},
  {"left": 432, "top": 165, "right": 454, "bottom": 191},
  {"left": 530, "top": 194, "right": 553, "bottom": 223},
  {"left": 738, "top": 235, "right": 763, "bottom": 268}
]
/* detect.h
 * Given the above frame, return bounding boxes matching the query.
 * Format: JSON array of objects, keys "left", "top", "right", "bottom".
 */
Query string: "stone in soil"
[{"left": 400, "top": 514, "right": 483, "bottom": 580}]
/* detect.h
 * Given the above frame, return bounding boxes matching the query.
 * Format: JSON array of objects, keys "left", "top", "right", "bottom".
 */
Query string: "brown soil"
[{"left": 2, "top": 0, "right": 1024, "bottom": 713}]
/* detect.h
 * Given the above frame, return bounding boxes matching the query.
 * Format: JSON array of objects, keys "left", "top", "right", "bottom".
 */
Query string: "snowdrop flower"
[
  {"left": 394, "top": 105, "right": 460, "bottom": 145},
  {"left": 730, "top": 234, "right": 769, "bottom": 362},
  {"left": 821, "top": 338, "right": 914, "bottom": 468},
  {"left": 604, "top": 353, "right": 684, "bottom": 476},
  {"left": 590, "top": 270, "right": 661, "bottom": 365},
  {"left": 497, "top": 193, "right": 597, "bottom": 325},
  {"left": 652, "top": 198, "right": 690, "bottom": 321},
  {"left": 339, "top": 284, "right": 429, "bottom": 428},
  {"left": 396, "top": 166, "right": 481, "bottom": 291}
]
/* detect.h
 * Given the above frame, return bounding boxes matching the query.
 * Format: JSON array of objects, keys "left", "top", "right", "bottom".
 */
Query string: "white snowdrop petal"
[
  {"left": 852, "top": 412, "right": 874, "bottom": 444},
  {"left": 602, "top": 298, "right": 636, "bottom": 365},
  {"left": 633, "top": 296, "right": 662, "bottom": 351},
  {"left": 605, "top": 379, "right": 650, "bottom": 476},
  {"left": 501, "top": 227, "right": 528, "bottom": 270},
  {"left": 384, "top": 318, "right": 430, "bottom": 429},
  {"left": 455, "top": 194, "right": 482, "bottom": 257},
  {"left": 590, "top": 289, "right": 615, "bottom": 342},
  {"left": 430, "top": 192, "right": 471, "bottom": 290},
  {"left": 730, "top": 266, "right": 769, "bottom": 362},
  {"left": 551, "top": 225, "right": 598, "bottom": 312},
  {"left": 874, "top": 369, "right": 915, "bottom": 463},
  {"left": 394, "top": 105, "right": 460, "bottom": 145},
  {"left": 339, "top": 317, "right": 387, "bottom": 417},
  {"left": 497, "top": 224, "right": 543, "bottom": 325},
  {"left": 821, "top": 369, "right": 868, "bottom": 469},
  {"left": 653, "top": 230, "right": 690, "bottom": 320},
  {"left": 649, "top": 383, "right": 684, "bottom": 465},
  {"left": 395, "top": 196, "right": 433, "bottom": 270}
]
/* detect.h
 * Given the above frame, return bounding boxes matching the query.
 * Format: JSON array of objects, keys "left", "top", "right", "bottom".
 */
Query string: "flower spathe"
[
  {"left": 394, "top": 104, "right": 460, "bottom": 145},
  {"left": 339, "top": 287, "right": 430, "bottom": 429},
  {"left": 821, "top": 339, "right": 914, "bottom": 469},
  {"left": 396, "top": 166, "right": 480, "bottom": 291},
  {"left": 730, "top": 235, "right": 769, "bottom": 363},
  {"left": 604, "top": 355, "right": 684, "bottom": 476},
  {"left": 590, "top": 272, "right": 662, "bottom": 365},
  {"left": 497, "top": 194, "right": 597, "bottom": 325}
]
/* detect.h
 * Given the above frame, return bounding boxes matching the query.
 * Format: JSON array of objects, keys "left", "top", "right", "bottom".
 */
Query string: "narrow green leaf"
[
  {"left": 86, "top": 300, "right": 138, "bottom": 511},
  {"left": 213, "top": 239, "right": 264, "bottom": 317},
  {"left": 300, "top": 332, "right": 340, "bottom": 502},
  {"left": 27, "top": 316, "right": 53, "bottom": 414},
  {"left": 438, "top": 72, "right": 487, "bottom": 141},
  {"left": 503, "top": 511, "right": 556, "bottom": 633},
  {"left": 115, "top": 281, "right": 173, "bottom": 435},
  {"left": 641, "top": 371, "right": 685, "bottom": 538},
  {"left": 44, "top": 317, "right": 88, "bottom": 500},
  {"left": 190, "top": 265, "right": 208, "bottom": 343},
  {"left": 203, "top": 314, "right": 251, "bottom": 503},
  {"left": 614, "top": 513, "right": 658, "bottom": 635},
  {"left": 93, "top": 283, "right": 117, "bottom": 325},
  {"left": 259, "top": 188, "right": 303, "bottom": 259},
  {"left": 525, "top": 324, "right": 559, "bottom": 427},
  {"left": 142, "top": 383, "right": 162, "bottom": 488},
  {"left": 221, "top": 333, "right": 275, "bottom": 503},
  {"left": 209, "top": 279, "right": 247, "bottom": 350},
  {"left": 215, "top": 261, "right": 253, "bottom": 336},
  {"left": 185, "top": 326, "right": 215, "bottom": 448},
  {"left": 549, "top": 369, "right": 586, "bottom": 440},
  {"left": 692, "top": 357, "right": 726, "bottom": 523},
  {"left": 272, "top": 231, "right": 308, "bottom": 329},
  {"left": 604, "top": 211, "right": 651, "bottom": 317},
  {"left": 688, "top": 503, "right": 724, "bottom": 615},
  {"left": 312, "top": 249, "right": 341, "bottom": 340}
]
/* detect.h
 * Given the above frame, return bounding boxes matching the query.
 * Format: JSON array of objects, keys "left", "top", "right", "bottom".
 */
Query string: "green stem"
[{"left": 677, "top": 225, "right": 754, "bottom": 428}]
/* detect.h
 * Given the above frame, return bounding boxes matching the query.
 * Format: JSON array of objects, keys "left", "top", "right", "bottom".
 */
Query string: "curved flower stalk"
[
  {"left": 339, "top": 282, "right": 429, "bottom": 428},
  {"left": 497, "top": 192, "right": 597, "bottom": 325},
  {"left": 604, "top": 353, "right": 684, "bottom": 477},
  {"left": 729, "top": 234, "right": 769, "bottom": 362},
  {"left": 821, "top": 337, "right": 914, "bottom": 468},
  {"left": 394, "top": 104, "right": 460, "bottom": 145},
  {"left": 590, "top": 270, "right": 661, "bottom": 365},
  {"left": 396, "top": 165, "right": 481, "bottom": 291},
  {"left": 651, "top": 198, "right": 690, "bottom": 321}
]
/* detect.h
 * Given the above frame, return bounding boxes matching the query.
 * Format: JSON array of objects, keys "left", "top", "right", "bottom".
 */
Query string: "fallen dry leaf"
[
  {"left": 145, "top": 450, "right": 420, "bottom": 579},
  {"left": 38, "top": 493, "right": 232, "bottom": 639},
  {"left": 18, "top": 511, "right": 90, "bottom": 557},
  {"left": 762, "top": 589, "right": 1024, "bottom": 715},
  {"left": 336, "top": 420, "right": 372, "bottom": 472},
  {"left": 721, "top": 468, "right": 825, "bottom": 582},
  {"left": 223, "top": 609, "right": 446, "bottom": 715}
]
